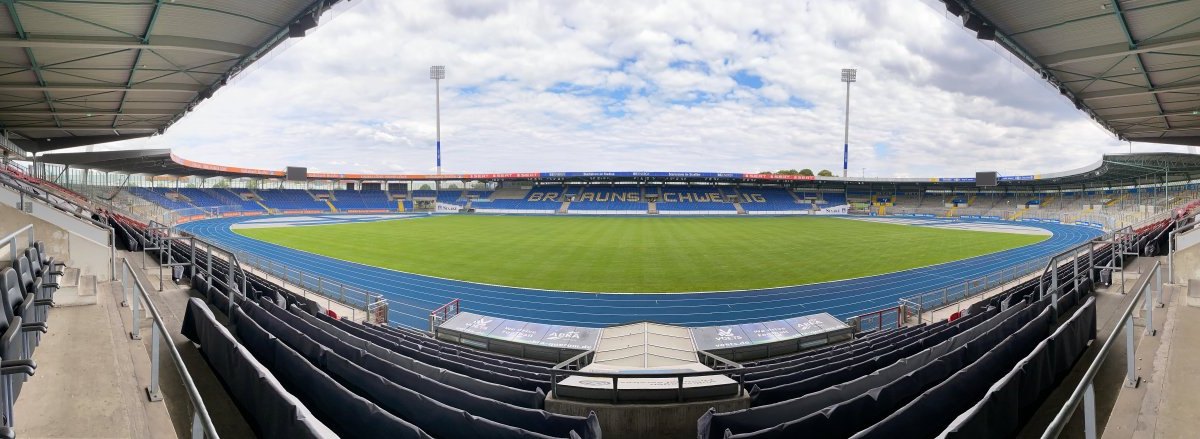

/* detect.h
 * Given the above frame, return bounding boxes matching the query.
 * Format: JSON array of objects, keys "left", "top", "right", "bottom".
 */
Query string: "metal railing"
[
  {"left": 899, "top": 257, "right": 1050, "bottom": 323},
  {"left": 849, "top": 306, "right": 902, "bottom": 333},
  {"left": 429, "top": 298, "right": 461, "bottom": 332},
  {"left": 119, "top": 257, "right": 219, "bottom": 439},
  {"left": 232, "top": 250, "right": 379, "bottom": 322},
  {"left": 1041, "top": 260, "right": 1163, "bottom": 439},
  {"left": 0, "top": 225, "right": 34, "bottom": 265},
  {"left": 1, "top": 170, "right": 117, "bottom": 279},
  {"left": 549, "top": 349, "right": 745, "bottom": 404}
]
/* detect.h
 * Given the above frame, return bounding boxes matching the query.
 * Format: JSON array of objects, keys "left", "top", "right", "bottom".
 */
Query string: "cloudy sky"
[{"left": 99, "top": 0, "right": 1185, "bottom": 178}]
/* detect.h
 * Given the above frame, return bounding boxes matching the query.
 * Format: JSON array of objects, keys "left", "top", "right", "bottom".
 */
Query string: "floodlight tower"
[
  {"left": 430, "top": 65, "right": 445, "bottom": 177},
  {"left": 841, "top": 68, "right": 856, "bottom": 178}
]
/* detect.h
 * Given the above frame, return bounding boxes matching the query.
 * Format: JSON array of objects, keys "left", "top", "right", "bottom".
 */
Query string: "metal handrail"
[
  {"left": 2, "top": 170, "right": 118, "bottom": 279},
  {"left": 548, "top": 348, "right": 746, "bottom": 404},
  {"left": 1041, "top": 259, "right": 1162, "bottom": 439},
  {"left": 0, "top": 225, "right": 35, "bottom": 263},
  {"left": 120, "top": 257, "right": 219, "bottom": 439}
]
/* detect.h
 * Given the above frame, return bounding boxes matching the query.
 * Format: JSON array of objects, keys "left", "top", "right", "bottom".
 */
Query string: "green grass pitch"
[{"left": 235, "top": 216, "right": 1046, "bottom": 293}]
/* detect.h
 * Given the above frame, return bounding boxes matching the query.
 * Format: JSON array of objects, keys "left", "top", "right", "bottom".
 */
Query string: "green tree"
[
  {"left": 817, "top": 170, "right": 834, "bottom": 177},
  {"left": 798, "top": 169, "right": 814, "bottom": 176},
  {"left": 419, "top": 184, "right": 432, "bottom": 190}
]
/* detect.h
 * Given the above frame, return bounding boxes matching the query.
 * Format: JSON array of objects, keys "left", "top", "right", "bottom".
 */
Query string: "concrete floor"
[
  {"left": 13, "top": 270, "right": 176, "bottom": 438},
  {"left": 11, "top": 251, "right": 255, "bottom": 439}
]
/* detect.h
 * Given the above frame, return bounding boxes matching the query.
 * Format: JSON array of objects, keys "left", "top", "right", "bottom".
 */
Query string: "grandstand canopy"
[
  {"left": 0, "top": 0, "right": 340, "bottom": 154},
  {"left": 949, "top": 0, "right": 1200, "bottom": 146},
  {"left": 33, "top": 149, "right": 1200, "bottom": 189}
]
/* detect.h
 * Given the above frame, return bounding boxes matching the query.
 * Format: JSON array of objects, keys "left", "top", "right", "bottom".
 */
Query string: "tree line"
[{"left": 758, "top": 169, "right": 834, "bottom": 177}]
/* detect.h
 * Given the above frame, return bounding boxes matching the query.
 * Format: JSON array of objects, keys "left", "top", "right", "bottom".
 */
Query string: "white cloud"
[{"left": 92, "top": 0, "right": 1184, "bottom": 177}]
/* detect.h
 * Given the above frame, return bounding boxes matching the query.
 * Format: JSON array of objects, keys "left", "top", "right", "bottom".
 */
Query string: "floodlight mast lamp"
[
  {"left": 430, "top": 65, "right": 445, "bottom": 178},
  {"left": 841, "top": 68, "right": 856, "bottom": 179}
]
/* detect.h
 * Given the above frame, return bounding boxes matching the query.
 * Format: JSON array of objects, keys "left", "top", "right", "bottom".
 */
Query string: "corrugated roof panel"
[
  {"left": 974, "top": 0, "right": 1108, "bottom": 36},
  {"left": 39, "top": 70, "right": 130, "bottom": 85},
  {"left": 132, "top": 69, "right": 220, "bottom": 86},
  {"left": 1147, "top": 68, "right": 1200, "bottom": 88},
  {"left": 1139, "top": 49, "right": 1200, "bottom": 70},
  {"left": 153, "top": 6, "right": 279, "bottom": 49},
  {"left": 168, "top": 0, "right": 310, "bottom": 30},
  {"left": 1123, "top": 2, "right": 1200, "bottom": 42},
  {"left": 34, "top": 48, "right": 138, "bottom": 69},
  {"left": 14, "top": 2, "right": 144, "bottom": 38},
  {"left": 1011, "top": 17, "right": 1127, "bottom": 56},
  {"left": 0, "top": 69, "right": 39, "bottom": 86}
]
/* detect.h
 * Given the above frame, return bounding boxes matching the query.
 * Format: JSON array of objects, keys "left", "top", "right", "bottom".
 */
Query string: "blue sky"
[{"left": 98, "top": 0, "right": 1183, "bottom": 178}]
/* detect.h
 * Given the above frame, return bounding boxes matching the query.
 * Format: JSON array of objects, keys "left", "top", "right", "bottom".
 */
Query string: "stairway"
[
  {"left": 788, "top": 189, "right": 803, "bottom": 203},
  {"left": 1009, "top": 208, "right": 1027, "bottom": 220},
  {"left": 397, "top": 199, "right": 405, "bottom": 212},
  {"left": 1105, "top": 193, "right": 1127, "bottom": 207},
  {"left": 945, "top": 206, "right": 958, "bottom": 217},
  {"left": 733, "top": 202, "right": 746, "bottom": 214},
  {"left": 648, "top": 201, "right": 658, "bottom": 214},
  {"left": 558, "top": 200, "right": 571, "bottom": 214},
  {"left": 324, "top": 199, "right": 337, "bottom": 212},
  {"left": 254, "top": 199, "right": 272, "bottom": 213}
]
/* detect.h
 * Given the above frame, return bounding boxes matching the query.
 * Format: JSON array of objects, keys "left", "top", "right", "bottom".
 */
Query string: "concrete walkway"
[
  {"left": 13, "top": 274, "right": 176, "bottom": 438},
  {"left": 1100, "top": 275, "right": 1200, "bottom": 439}
]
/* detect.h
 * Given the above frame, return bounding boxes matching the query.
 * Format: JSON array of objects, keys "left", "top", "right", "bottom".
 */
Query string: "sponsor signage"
[
  {"left": 439, "top": 312, "right": 600, "bottom": 351},
  {"left": 690, "top": 312, "right": 849, "bottom": 351}
]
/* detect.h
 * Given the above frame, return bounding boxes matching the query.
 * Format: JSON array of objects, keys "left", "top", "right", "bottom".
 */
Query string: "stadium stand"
[
  {"left": 256, "top": 189, "right": 329, "bottom": 211},
  {"left": 697, "top": 234, "right": 1119, "bottom": 438}
]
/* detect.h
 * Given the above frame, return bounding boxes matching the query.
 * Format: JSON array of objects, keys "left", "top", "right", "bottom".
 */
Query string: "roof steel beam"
[
  {"left": 0, "top": 34, "right": 252, "bottom": 57},
  {"left": 2, "top": 0, "right": 61, "bottom": 128},
  {"left": 9, "top": 126, "right": 159, "bottom": 132},
  {"left": 1043, "top": 31, "right": 1200, "bottom": 67},
  {"left": 1107, "top": 0, "right": 1170, "bottom": 129},
  {"left": 0, "top": 109, "right": 174, "bottom": 116},
  {"left": 1104, "top": 109, "right": 1199, "bottom": 122},
  {"left": 0, "top": 83, "right": 203, "bottom": 93},
  {"left": 1077, "top": 80, "right": 1200, "bottom": 100},
  {"left": 116, "top": 0, "right": 165, "bottom": 128},
  {"left": 1122, "top": 126, "right": 1200, "bottom": 136}
]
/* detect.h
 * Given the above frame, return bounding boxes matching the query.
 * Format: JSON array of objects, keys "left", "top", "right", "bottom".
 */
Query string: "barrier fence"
[
  {"left": 1042, "top": 260, "right": 1163, "bottom": 439},
  {"left": 429, "top": 298, "right": 461, "bottom": 332},
  {"left": 897, "top": 257, "right": 1050, "bottom": 324},
  {"left": 849, "top": 306, "right": 902, "bottom": 333},
  {"left": 120, "top": 257, "right": 218, "bottom": 439}
]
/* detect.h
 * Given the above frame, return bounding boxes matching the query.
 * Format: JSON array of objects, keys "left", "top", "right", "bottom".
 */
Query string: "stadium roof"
[
  {"left": 0, "top": 0, "right": 342, "bottom": 154},
  {"left": 944, "top": 0, "right": 1200, "bottom": 146},
  {"left": 32, "top": 149, "right": 1200, "bottom": 188}
]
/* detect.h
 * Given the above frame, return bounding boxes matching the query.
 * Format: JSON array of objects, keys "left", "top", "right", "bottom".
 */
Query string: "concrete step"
[
  {"left": 53, "top": 275, "right": 100, "bottom": 307},
  {"left": 59, "top": 267, "right": 81, "bottom": 288}
]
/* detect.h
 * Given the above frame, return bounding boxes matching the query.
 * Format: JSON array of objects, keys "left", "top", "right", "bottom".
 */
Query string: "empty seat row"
[{"left": 0, "top": 239, "right": 62, "bottom": 439}]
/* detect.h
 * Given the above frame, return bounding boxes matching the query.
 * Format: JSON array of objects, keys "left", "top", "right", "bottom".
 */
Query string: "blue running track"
[{"left": 178, "top": 215, "right": 1102, "bottom": 330}]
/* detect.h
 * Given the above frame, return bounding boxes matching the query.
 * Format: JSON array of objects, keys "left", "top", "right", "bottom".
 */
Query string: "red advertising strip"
[
  {"left": 741, "top": 174, "right": 817, "bottom": 181},
  {"left": 171, "top": 154, "right": 285, "bottom": 177}
]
